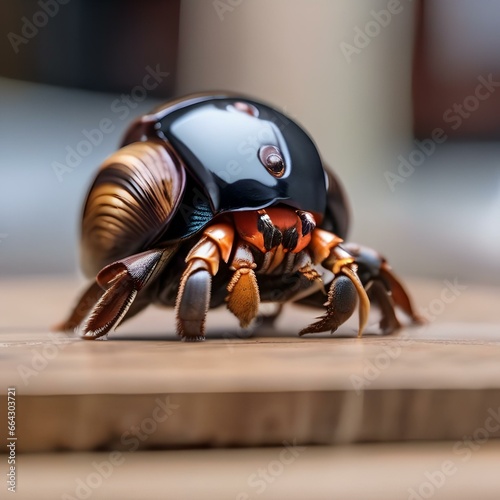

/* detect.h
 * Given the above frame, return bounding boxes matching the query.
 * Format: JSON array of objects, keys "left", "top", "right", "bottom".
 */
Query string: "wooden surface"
[
  {"left": 13, "top": 441, "right": 500, "bottom": 500},
  {"left": 1, "top": 276, "right": 499, "bottom": 454}
]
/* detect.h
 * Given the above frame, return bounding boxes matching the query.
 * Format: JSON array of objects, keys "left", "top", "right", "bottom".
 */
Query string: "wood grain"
[
  {"left": 15, "top": 442, "right": 500, "bottom": 500},
  {"left": 1, "top": 276, "right": 499, "bottom": 452}
]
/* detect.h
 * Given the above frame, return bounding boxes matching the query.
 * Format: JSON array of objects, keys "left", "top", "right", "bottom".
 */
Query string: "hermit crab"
[{"left": 57, "top": 93, "right": 421, "bottom": 341}]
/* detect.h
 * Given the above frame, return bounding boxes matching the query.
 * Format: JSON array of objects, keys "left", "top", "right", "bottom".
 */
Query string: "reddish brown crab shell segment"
[{"left": 233, "top": 207, "right": 314, "bottom": 254}]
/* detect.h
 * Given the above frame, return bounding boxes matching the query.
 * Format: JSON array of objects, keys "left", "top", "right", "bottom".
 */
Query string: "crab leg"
[
  {"left": 225, "top": 243, "right": 260, "bottom": 328},
  {"left": 53, "top": 280, "right": 105, "bottom": 332},
  {"left": 341, "top": 242, "right": 425, "bottom": 332},
  {"left": 301, "top": 228, "right": 370, "bottom": 336},
  {"left": 367, "top": 280, "right": 401, "bottom": 334},
  {"left": 176, "top": 222, "right": 234, "bottom": 340},
  {"left": 340, "top": 263, "right": 370, "bottom": 335},
  {"left": 379, "top": 262, "right": 424, "bottom": 325},
  {"left": 176, "top": 261, "right": 212, "bottom": 341},
  {"left": 81, "top": 246, "right": 176, "bottom": 339}
]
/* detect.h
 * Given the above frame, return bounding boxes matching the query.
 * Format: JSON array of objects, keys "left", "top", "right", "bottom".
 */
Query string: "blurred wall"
[
  {"left": 414, "top": 0, "right": 500, "bottom": 139},
  {"left": 177, "top": 0, "right": 416, "bottom": 190},
  {"left": 0, "top": 0, "right": 180, "bottom": 96}
]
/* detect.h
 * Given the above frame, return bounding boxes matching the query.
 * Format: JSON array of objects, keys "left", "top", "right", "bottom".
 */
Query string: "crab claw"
[
  {"left": 300, "top": 264, "right": 370, "bottom": 337},
  {"left": 82, "top": 248, "right": 171, "bottom": 339}
]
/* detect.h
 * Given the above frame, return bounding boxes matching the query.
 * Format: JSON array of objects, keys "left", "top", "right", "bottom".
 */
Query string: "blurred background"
[{"left": 1, "top": 0, "right": 499, "bottom": 287}]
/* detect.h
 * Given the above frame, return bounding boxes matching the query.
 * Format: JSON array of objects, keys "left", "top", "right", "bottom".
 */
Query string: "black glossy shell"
[
  {"left": 161, "top": 96, "right": 327, "bottom": 215},
  {"left": 82, "top": 93, "right": 350, "bottom": 275},
  {"left": 121, "top": 94, "right": 350, "bottom": 237}
]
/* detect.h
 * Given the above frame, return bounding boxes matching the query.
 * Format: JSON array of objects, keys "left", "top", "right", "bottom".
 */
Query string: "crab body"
[{"left": 58, "top": 93, "right": 421, "bottom": 341}]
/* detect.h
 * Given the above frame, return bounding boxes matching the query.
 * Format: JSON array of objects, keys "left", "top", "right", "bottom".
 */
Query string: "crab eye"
[{"left": 259, "top": 145, "right": 285, "bottom": 178}]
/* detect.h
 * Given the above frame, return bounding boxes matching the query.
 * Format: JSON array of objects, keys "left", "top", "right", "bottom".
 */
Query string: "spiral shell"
[{"left": 81, "top": 140, "right": 185, "bottom": 276}]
